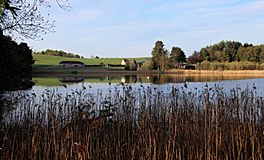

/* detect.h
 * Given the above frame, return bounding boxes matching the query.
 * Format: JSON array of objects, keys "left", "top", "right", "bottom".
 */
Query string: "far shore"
[
  {"left": 33, "top": 66, "right": 264, "bottom": 77},
  {"left": 166, "top": 69, "right": 264, "bottom": 75}
]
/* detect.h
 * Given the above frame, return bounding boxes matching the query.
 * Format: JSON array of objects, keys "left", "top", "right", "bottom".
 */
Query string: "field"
[{"left": 33, "top": 54, "right": 146, "bottom": 66}]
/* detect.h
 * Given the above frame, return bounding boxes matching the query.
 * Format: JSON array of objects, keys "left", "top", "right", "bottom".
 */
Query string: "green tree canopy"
[
  {"left": 199, "top": 41, "right": 243, "bottom": 62},
  {"left": 169, "top": 47, "right": 186, "bottom": 68},
  {"left": 151, "top": 41, "right": 169, "bottom": 71}
]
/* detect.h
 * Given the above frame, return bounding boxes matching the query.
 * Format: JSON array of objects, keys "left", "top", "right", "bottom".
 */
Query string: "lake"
[
  {"left": 2, "top": 73, "right": 264, "bottom": 160},
  {"left": 31, "top": 73, "right": 264, "bottom": 96},
  {"left": 2, "top": 72, "right": 264, "bottom": 123}
]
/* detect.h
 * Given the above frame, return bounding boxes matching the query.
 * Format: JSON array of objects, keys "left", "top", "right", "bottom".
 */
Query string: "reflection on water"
[
  {"left": 3, "top": 73, "right": 264, "bottom": 124},
  {"left": 28, "top": 74, "right": 264, "bottom": 98},
  {"left": 59, "top": 76, "right": 85, "bottom": 83},
  {"left": 34, "top": 73, "right": 264, "bottom": 86}
]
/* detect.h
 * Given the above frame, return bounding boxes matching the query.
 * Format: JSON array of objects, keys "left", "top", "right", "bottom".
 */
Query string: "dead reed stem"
[{"left": 0, "top": 85, "right": 264, "bottom": 159}]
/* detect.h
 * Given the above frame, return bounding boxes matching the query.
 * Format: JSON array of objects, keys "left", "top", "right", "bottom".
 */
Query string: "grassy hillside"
[{"left": 33, "top": 54, "right": 146, "bottom": 65}]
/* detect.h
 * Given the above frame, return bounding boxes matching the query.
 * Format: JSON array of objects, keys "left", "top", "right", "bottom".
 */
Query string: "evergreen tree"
[{"left": 169, "top": 47, "right": 186, "bottom": 68}]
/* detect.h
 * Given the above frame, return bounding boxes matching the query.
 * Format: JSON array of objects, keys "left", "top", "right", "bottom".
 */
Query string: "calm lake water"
[
  {"left": 2, "top": 73, "right": 264, "bottom": 123},
  {"left": 31, "top": 74, "right": 264, "bottom": 96}
]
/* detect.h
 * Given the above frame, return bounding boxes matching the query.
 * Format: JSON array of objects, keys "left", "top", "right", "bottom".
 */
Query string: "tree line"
[
  {"left": 149, "top": 40, "right": 264, "bottom": 70},
  {"left": 197, "top": 41, "right": 264, "bottom": 63},
  {"left": 34, "top": 49, "right": 83, "bottom": 58}
]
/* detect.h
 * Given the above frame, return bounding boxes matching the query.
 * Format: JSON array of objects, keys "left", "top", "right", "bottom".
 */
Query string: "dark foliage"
[
  {"left": 0, "top": 33, "right": 34, "bottom": 91},
  {"left": 187, "top": 51, "right": 204, "bottom": 64},
  {"left": 169, "top": 46, "right": 186, "bottom": 67}
]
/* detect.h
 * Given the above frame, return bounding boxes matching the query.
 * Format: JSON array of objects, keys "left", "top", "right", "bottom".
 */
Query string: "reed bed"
[{"left": 0, "top": 84, "right": 264, "bottom": 159}]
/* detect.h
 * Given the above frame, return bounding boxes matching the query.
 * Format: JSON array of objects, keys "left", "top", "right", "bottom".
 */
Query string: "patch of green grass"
[
  {"left": 33, "top": 77, "right": 63, "bottom": 86},
  {"left": 33, "top": 54, "right": 147, "bottom": 65},
  {"left": 32, "top": 77, "right": 122, "bottom": 86}
]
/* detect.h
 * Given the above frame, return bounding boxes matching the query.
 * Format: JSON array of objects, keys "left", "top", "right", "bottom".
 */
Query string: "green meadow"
[{"left": 33, "top": 54, "right": 146, "bottom": 66}]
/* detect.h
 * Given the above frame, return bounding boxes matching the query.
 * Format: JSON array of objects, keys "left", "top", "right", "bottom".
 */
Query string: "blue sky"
[{"left": 26, "top": 0, "right": 264, "bottom": 58}]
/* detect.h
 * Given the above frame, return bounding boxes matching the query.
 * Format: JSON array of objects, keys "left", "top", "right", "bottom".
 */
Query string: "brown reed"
[{"left": 0, "top": 84, "right": 263, "bottom": 159}]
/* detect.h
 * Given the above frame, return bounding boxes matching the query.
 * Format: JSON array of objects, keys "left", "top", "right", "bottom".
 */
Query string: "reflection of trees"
[
  {"left": 123, "top": 75, "right": 137, "bottom": 83},
  {"left": 150, "top": 75, "right": 161, "bottom": 84},
  {"left": 59, "top": 76, "right": 85, "bottom": 83}
]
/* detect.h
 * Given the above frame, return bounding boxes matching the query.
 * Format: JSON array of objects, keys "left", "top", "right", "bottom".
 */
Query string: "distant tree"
[
  {"left": 199, "top": 41, "right": 242, "bottom": 62},
  {"left": 129, "top": 60, "right": 138, "bottom": 71},
  {"left": 95, "top": 56, "right": 100, "bottom": 59},
  {"left": 200, "top": 48, "right": 210, "bottom": 61},
  {"left": 124, "top": 60, "right": 130, "bottom": 70},
  {"left": 187, "top": 51, "right": 204, "bottom": 64},
  {"left": 243, "top": 43, "right": 253, "bottom": 48},
  {"left": 140, "top": 59, "right": 153, "bottom": 70},
  {"left": 34, "top": 49, "right": 81, "bottom": 58},
  {"left": 237, "top": 46, "right": 254, "bottom": 61},
  {"left": 124, "top": 60, "right": 138, "bottom": 71},
  {"left": 169, "top": 47, "right": 186, "bottom": 68},
  {"left": 151, "top": 41, "right": 169, "bottom": 71}
]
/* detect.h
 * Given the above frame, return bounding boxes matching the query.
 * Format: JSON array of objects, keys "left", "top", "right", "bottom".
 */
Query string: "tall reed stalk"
[{"left": 0, "top": 84, "right": 263, "bottom": 159}]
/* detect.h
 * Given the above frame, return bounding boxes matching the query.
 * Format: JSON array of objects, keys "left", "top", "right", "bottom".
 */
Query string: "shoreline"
[
  {"left": 33, "top": 67, "right": 264, "bottom": 77},
  {"left": 165, "top": 69, "right": 264, "bottom": 75}
]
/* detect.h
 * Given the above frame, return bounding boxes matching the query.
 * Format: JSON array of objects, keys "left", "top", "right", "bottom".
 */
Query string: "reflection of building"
[
  {"left": 120, "top": 75, "right": 138, "bottom": 83},
  {"left": 121, "top": 77, "right": 126, "bottom": 83},
  {"left": 59, "top": 61, "right": 85, "bottom": 67},
  {"left": 59, "top": 76, "right": 85, "bottom": 83}
]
